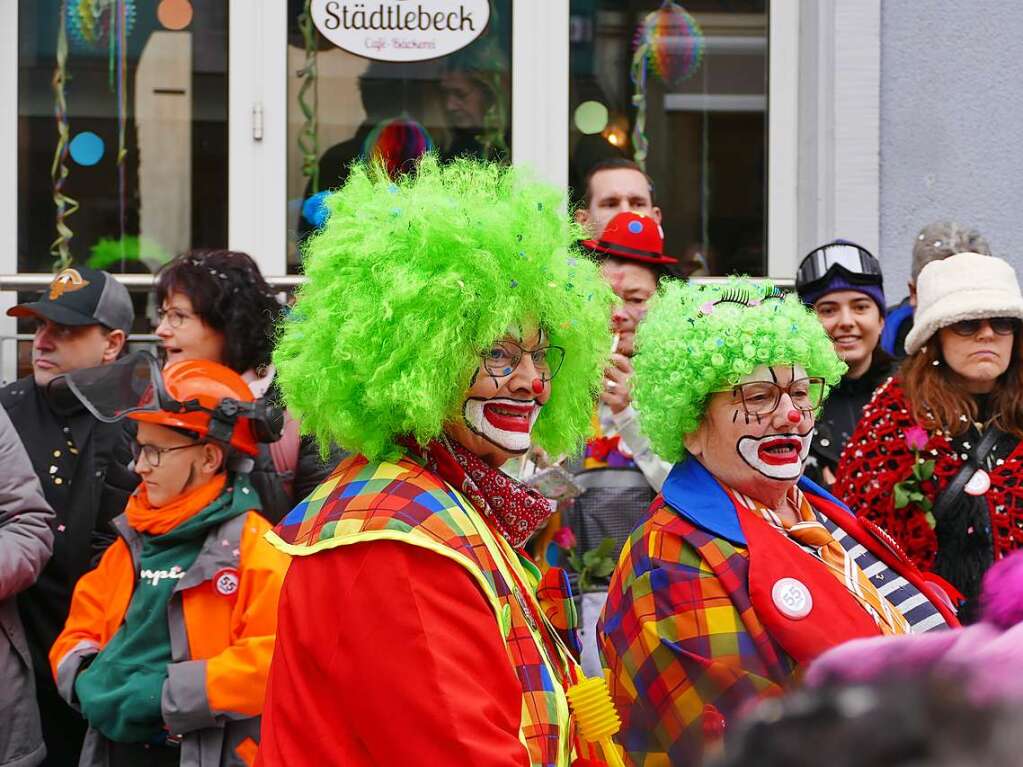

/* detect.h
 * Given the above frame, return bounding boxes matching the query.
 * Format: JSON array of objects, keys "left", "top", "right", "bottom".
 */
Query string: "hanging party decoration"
[
  {"left": 362, "top": 118, "right": 436, "bottom": 179},
  {"left": 51, "top": 0, "right": 78, "bottom": 270},
  {"left": 631, "top": 1, "right": 705, "bottom": 169},
  {"left": 297, "top": 0, "right": 321, "bottom": 194},
  {"left": 54, "top": 0, "right": 134, "bottom": 269},
  {"left": 67, "top": 0, "right": 136, "bottom": 53}
]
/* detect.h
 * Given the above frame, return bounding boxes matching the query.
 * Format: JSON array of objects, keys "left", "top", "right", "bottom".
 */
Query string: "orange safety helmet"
[{"left": 130, "top": 359, "right": 261, "bottom": 456}]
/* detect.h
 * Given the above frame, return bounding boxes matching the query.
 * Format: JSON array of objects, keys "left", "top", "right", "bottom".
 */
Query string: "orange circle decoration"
[{"left": 157, "top": 0, "right": 193, "bottom": 31}]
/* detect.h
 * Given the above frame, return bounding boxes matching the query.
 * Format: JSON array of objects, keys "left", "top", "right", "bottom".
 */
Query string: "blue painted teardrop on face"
[{"left": 69, "top": 131, "right": 105, "bottom": 166}]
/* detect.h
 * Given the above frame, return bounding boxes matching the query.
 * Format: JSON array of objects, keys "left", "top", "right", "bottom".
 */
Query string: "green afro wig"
[
  {"left": 274, "top": 156, "right": 615, "bottom": 461},
  {"left": 632, "top": 278, "right": 847, "bottom": 463}
]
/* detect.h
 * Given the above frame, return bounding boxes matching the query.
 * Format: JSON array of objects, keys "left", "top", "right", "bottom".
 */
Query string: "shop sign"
[{"left": 311, "top": 0, "right": 491, "bottom": 62}]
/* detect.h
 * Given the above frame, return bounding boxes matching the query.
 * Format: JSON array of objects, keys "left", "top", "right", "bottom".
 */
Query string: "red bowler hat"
[{"left": 580, "top": 211, "right": 678, "bottom": 265}]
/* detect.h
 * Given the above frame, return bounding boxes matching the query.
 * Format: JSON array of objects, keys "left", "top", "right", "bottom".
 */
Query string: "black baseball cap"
[{"left": 8, "top": 266, "right": 134, "bottom": 333}]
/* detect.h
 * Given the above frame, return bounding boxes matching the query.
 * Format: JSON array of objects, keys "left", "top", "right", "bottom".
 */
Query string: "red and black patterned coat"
[{"left": 833, "top": 376, "right": 1023, "bottom": 574}]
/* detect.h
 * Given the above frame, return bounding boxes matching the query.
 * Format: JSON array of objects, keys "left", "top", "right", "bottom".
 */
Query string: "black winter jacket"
[
  {"left": 807, "top": 357, "right": 895, "bottom": 485},
  {"left": 0, "top": 376, "right": 138, "bottom": 766}
]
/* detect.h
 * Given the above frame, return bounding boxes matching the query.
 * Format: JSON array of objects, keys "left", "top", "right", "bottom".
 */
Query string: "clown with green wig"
[
  {"left": 598, "top": 279, "right": 960, "bottom": 766},
  {"left": 257, "top": 157, "right": 626, "bottom": 766}
]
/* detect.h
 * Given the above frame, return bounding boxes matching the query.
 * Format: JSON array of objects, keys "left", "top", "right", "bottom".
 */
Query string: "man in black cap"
[{"left": 0, "top": 266, "right": 139, "bottom": 766}]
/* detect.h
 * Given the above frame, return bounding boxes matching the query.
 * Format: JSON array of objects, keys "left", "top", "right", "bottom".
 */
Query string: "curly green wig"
[
  {"left": 274, "top": 156, "right": 615, "bottom": 461},
  {"left": 632, "top": 278, "right": 847, "bottom": 463}
]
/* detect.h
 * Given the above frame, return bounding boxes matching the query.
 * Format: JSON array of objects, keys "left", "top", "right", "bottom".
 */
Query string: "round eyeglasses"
[
  {"left": 481, "top": 341, "right": 566, "bottom": 382},
  {"left": 155, "top": 307, "right": 197, "bottom": 330},
  {"left": 717, "top": 377, "right": 826, "bottom": 417},
  {"left": 132, "top": 441, "right": 202, "bottom": 468}
]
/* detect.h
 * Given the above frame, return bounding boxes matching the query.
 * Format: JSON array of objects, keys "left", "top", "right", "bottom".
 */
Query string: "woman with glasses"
[
  {"left": 257, "top": 158, "right": 621, "bottom": 766},
  {"left": 834, "top": 252, "right": 1023, "bottom": 621},
  {"left": 154, "top": 249, "right": 341, "bottom": 523},
  {"left": 795, "top": 240, "right": 893, "bottom": 486},
  {"left": 598, "top": 278, "right": 957, "bottom": 767}
]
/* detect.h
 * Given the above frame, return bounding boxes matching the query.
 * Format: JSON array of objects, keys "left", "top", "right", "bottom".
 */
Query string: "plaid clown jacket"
[{"left": 598, "top": 458, "right": 958, "bottom": 767}]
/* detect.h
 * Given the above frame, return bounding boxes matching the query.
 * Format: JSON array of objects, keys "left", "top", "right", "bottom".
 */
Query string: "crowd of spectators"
[{"left": 1, "top": 151, "right": 1020, "bottom": 766}]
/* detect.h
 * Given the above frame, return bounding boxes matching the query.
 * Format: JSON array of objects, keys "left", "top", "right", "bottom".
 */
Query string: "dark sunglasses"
[{"left": 947, "top": 317, "right": 1019, "bottom": 337}]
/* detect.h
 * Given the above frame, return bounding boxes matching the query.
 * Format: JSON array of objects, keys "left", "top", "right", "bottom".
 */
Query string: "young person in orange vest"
[{"left": 49, "top": 352, "right": 289, "bottom": 767}]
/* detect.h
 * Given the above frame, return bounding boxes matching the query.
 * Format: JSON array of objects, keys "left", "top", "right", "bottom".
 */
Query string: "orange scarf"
[{"left": 126, "top": 474, "right": 228, "bottom": 535}]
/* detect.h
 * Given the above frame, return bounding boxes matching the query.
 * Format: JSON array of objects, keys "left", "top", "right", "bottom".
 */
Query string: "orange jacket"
[{"left": 51, "top": 493, "right": 289, "bottom": 766}]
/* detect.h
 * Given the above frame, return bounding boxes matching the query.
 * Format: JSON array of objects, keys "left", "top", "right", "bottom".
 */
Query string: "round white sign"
[
  {"left": 311, "top": 0, "right": 492, "bottom": 63},
  {"left": 772, "top": 577, "right": 813, "bottom": 620}
]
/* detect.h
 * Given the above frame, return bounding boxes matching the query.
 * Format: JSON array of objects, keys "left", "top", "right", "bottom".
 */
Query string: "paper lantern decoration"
[
  {"left": 362, "top": 118, "right": 436, "bottom": 179},
  {"left": 67, "top": 0, "right": 136, "bottom": 52},
  {"left": 631, "top": 1, "right": 705, "bottom": 168}
]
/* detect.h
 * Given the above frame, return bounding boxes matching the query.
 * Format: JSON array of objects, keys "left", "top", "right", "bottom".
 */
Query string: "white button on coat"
[{"left": 772, "top": 577, "right": 813, "bottom": 619}]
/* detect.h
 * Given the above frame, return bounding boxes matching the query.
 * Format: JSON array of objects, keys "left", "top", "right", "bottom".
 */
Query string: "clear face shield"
[
  {"left": 47, "top": 351, "right": 285, "bottom": 448},
  {"left": 48, "top": 351, "right": 169, "bottom": 423}
]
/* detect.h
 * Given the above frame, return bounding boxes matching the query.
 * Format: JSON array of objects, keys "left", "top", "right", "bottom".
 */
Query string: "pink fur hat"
[{"left": 806, "top": 551, "right": 1023, "bottom": 703}]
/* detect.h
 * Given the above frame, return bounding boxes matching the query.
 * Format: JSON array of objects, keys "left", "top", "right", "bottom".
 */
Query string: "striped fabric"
[
  {"left": 271, "top": 455, "right": 576, "bottom": 767},
  {"left": 735, "top": 488, "right": 911, "bottom": 636},
  {"left": 825, "top": 513, "right": 948, "bottom": 634},
  {"left": 736, "top": 489, "right": 947, "bottom": 634}
]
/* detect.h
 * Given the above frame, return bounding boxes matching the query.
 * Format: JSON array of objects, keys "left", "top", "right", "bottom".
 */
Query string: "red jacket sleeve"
[{"left": 257, "top": 541, "right": 530, "bottom": 767}]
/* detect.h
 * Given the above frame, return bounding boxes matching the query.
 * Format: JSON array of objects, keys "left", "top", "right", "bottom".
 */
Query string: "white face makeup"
[
  {"left": 446, "top": 324, "right": 553, "bottom": 468},
  {"left": 686, "top": 364, "right": 817, "bottom": 507},
  {"left": 737, "top": 428, "right": 814, "bottom": 480},
  {"left": 731, "top": 364, "right": 814, "bottom": 479},
  {"left": 462, "top": 396, "right": 542, "bottom": 454}
]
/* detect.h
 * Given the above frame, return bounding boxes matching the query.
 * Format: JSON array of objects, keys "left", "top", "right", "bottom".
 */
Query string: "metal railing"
[
  {"left": 0, "top": 273, "right": 794, "bottom": 292},
  {"left": 0, "top": 272, "right": 796, "bottom": 380}
]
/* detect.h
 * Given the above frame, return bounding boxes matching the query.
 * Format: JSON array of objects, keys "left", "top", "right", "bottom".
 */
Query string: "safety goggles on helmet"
[
  {"left": 796, "top": 241, "right": 883, "bottom": 295},
  {"left": 47, "top": 352, "right": 284, "bottom": 454}
]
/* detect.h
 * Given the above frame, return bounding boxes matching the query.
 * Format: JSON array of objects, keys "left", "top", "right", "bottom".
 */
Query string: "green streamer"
[
  {"left": 297, "top": 0, "right": 320, "bottom": 193},
  {"left": 51, "top": 0, "right": 79, "bottom": 270}
]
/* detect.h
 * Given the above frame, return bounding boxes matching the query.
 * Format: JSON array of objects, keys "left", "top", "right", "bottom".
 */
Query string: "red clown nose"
[
  {"left": 786, "top": 409, "right": 802, "bottom": 424},
  {"left": 531, "top": 378, "right": 545, "bottom": 394}
]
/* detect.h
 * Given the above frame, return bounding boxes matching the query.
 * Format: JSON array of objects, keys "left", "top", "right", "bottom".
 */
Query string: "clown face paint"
[
  {"left": 737, "top": 429, "right": 813, "bottom": 480},
  {"left": 446, "top": 326, "right": 552, "bottom": 468},
  {"left": 684, "top": 364, "right": 816, "bottom": 507},
  {"left": 462, "top": 396, "right": 542, "bottom": 454}
]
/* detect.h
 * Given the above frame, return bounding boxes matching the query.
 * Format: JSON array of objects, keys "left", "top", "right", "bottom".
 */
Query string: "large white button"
[
  {"left": 772, "top": 577, "right": 813, "bottom": 619},
  {"left": 964, "top": 469, "right": 991, "bottom": 496}
]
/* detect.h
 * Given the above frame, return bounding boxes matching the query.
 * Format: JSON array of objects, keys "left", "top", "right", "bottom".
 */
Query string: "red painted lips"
[
  {"left": 483, "top": 401, "right": 535, "bottom": 433},
  {"left": 757, "top": 437, "right": 803, "bottom": 466}
]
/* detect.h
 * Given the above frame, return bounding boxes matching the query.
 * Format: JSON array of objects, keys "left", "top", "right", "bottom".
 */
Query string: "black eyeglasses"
[
  {"left": 132, "top": 441, "right": 202, "bottom": 468},
  {"left": 481, "top": 341, "right": 566, "bottom": 382},
  {"left": 947, "top": 317, "right": 1019, "bottom": 337},
  {"left": 715, "top": 377, "right": 827, "bottom": 417}
]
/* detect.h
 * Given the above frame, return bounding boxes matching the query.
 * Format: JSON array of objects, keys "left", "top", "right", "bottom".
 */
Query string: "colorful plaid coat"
[
  {"left": 267, "top": 454, "right": 577, "bottom": 767},
  {"left": 598, "top": 458, "right": 958, "bottom": 766}
]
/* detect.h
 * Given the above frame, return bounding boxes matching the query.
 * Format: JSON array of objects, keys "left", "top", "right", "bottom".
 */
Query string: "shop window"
[
  {"left": 569, "top": 1, "right": 768, "bottom": 276},
  {"left": 285, "top": 0, "right": 512, "bottom": 272},
  {"left": 17, "top": 0, "right": 229, "bottom": 277}
]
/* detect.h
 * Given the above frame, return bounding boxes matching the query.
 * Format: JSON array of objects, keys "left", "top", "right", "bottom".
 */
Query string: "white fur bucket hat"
[{"left": 905, "top": 252, "right": 1023, "bottom": 355}]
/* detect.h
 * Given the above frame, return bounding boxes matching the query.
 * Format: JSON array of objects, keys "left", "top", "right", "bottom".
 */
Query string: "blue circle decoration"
[
  {"left": 627, "top": 219, "right": 644, "bottom": 234},
  {"left": 302, "top": 191, "right": 331, "bottom": 229},
  {"left": 69, "top": 132, "right": 105, "bottom": 166}
]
